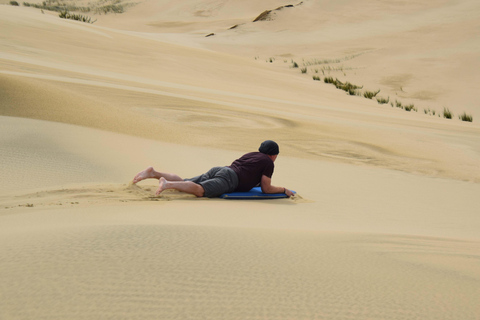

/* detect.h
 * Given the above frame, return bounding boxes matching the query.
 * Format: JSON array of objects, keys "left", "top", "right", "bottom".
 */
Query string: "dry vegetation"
[
  {"left": 20, "top": 0, "right": 131, "bottom": 15},
  {"left": 274, "top": 55, "right": 474, "bottom": 122}
]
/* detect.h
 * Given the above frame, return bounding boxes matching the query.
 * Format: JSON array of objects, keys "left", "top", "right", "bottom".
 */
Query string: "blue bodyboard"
[{"left": 220, "top": 187, "right": 295, "bottom": 199}]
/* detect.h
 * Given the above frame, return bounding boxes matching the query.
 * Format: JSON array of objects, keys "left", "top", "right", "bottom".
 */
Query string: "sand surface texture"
[{"left": 1, "top": 1, "right": 480, "bottom": 319}]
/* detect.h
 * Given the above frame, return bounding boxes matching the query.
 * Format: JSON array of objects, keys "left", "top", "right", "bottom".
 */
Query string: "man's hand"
[
  {"left": 284, "top": 188, "right": 295, "bottom": 197},
  {"left": 261, "top": 175, "right": 294, "bottom": 197}
]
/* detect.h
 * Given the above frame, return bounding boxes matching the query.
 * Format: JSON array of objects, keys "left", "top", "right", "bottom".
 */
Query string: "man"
[{"left": 132, "top": 140, "right": 295, "bottom": 198}]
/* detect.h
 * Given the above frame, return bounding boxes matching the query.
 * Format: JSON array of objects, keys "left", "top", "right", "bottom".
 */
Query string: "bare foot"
[
  {"left": 155, "top": 177, "right": 168, "bottom": 195},
  {"left": 133, "top": 167, "right": 157, "bottom": 184}
]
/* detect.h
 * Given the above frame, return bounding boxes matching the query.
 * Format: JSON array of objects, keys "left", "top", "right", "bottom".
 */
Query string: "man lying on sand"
[{"left": 133, "top": 140, "right": 295, "bottom": 198}]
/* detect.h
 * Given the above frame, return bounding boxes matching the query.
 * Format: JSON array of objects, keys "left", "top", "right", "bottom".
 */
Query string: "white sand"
[{"left": 1, "top": 1, "right": 480, "bottom": 319}]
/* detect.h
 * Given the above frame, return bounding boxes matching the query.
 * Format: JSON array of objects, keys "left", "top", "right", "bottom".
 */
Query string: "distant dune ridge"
[
  {"left": 252, "top": 2, "right": 301, "bottom": 22},
  {"left": 1, "top": 0, "right": 480, "bottom": 319}
]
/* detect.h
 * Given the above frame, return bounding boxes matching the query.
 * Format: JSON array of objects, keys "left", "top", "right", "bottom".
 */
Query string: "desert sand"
[{"left": 1, "top": 0, "right": 480, "bottom": 319}]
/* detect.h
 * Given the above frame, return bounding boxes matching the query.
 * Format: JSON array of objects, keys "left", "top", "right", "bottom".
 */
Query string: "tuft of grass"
[
  {"left": 301, "top": 67, "right": 307, "bottom": 74},
  {"left": 443, "top": 108, "right": 453, "bottom": 119},
  {"left": 347, "top": 88, "right": 359, "bottom": 96},
  {"left": 323, "top": 77, "right": 361, "bottom": 95},
  {"left": 363, "top": 90, "right": 380, "bottom": 99},
  {"left": 292, "top": 61, "right": 299, "bottom": 68},
  {"left": 376, "top": 96, "right": 389, "bottom": 104},
  {"left": 59, "top": 10, "right": 96, "bottom": 23},
  {"left": 335, "top": 80, "right": 362, "bottom": 95},
  {"left": 459, "top": 112, "right": 473, "bottom": 122},
  {"left": 324, "top": 76, "right": 335, "bottom": 84},
  {"left": 312, "top": 75, "right": 321, "bottom": 81},
  {"left": 344, "top": 85, "right": 360, "bottom": 95},
  {"left": 393, "top": 100, "right": 416, "bottom": 112},
  {"left": 404, "top": 104, "right": 417, "bottom": 112},
  {"left": 10, "top": 1, "right": 19, "bottom": 5}
]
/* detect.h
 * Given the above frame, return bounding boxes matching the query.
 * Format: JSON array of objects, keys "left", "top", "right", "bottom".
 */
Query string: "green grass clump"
[
  {"left": 459, "top": 112, "right": 473, "bottom": 122},
  {"left": 376, "top": 96, "right": 389, "bottom": 104},
  {"left": 59, "top": 10, "right": 96, "bottom": 23},
  {"left": 443, "top": 108, "right": 453, "bottom": 119},
  {"left": 312, "top": 75, "right": 321, "bottom": 81},
  {"left": 10, "top": 1, "right": 19, "bottom": 6},
  {"left": 404, "top": 104, "right": 417, "bottom": 112},
  {"left": 323, "top": 77, "right": 361, "bottom": 95},
  {"left": 301, "top": 67, "right": 307, "bottom": 74},
  {"left": 324, "top": 76, "right": 335, "bottom": 84},
  {"left": 335, "top": 80, "right": 362, "bottom": 95},
  {"left": 342, "top": 84, "right": 360, "bottom": 95},
  {"left": 363, "top": 90, "right": 380, "bottom": 99},
  {"left": 393, "top": 100, "right": 416, "bottom": 112},
  {"left": 292, "top": 61, "right": 299, "bottom": 68}
]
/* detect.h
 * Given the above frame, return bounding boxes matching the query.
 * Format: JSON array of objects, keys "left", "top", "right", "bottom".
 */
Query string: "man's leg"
[
  {"left": 133, "top": 167, "right": 183, "bottom": 184},
  {"left": 156, "top": 177, "right": 204, "bottom": 197}
]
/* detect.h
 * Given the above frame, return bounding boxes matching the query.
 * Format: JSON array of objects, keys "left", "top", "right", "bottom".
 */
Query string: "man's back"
[{"left": 229, "top": 152, "right": 274, "bottom": 192}]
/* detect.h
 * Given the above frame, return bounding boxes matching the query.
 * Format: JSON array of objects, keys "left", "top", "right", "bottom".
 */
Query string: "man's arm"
[{"left": 260, "top": 175, "right": 295, "bottom": 197}]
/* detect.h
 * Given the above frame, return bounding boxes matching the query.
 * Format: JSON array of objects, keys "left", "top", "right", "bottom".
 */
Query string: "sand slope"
[
  {"left": 1, "top": 1, "right": 480, "bottom": 319},
  {"left": 1, "top": 3, "right": 480, "bottom": 181},
  {"left": 1, "top": 117, "right": 479, "bottom": 319},
  {"left": 2, "top": 222, "right": 479, "bottom": 319}
]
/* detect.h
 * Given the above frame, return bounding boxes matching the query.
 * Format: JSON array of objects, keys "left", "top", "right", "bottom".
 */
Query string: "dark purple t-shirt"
[{"left": 229, "top": 152, "right": 274, "bottom": 192}]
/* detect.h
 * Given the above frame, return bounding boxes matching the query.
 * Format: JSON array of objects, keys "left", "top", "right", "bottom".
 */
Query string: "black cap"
[{"left": 259, "top": 140, "right": 279, "bottom": 155}]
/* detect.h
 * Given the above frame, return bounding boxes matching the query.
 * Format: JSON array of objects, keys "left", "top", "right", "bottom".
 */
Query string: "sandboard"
[{"left": 220, "top": 187, "right": 295, "bottom": 199}]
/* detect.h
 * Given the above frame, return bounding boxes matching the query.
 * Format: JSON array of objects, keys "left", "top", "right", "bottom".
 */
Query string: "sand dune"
[
  {"left": 2, "top": 222, "right": 479, "bottom": 319},
  {"left": 1, "top": 116, "right": 479, "bottom": 319},
  {"left": 97, "top": 0, "right": 480, "bottom": 115},
  {"left": 1, "top": 2, "right": 479, "bottom": 181},
  {"left": 1, "top": 0, "right": 480, "bottom": 319}
]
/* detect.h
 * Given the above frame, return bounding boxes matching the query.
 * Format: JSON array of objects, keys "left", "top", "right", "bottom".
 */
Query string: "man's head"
[{"left": 259, "top": 140, "right": 279, "bottom": 156}]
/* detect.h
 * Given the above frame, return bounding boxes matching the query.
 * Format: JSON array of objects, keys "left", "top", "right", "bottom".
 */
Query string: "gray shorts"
[{"left": 185, "top": 167, "right": 239, "bottom": 198}]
